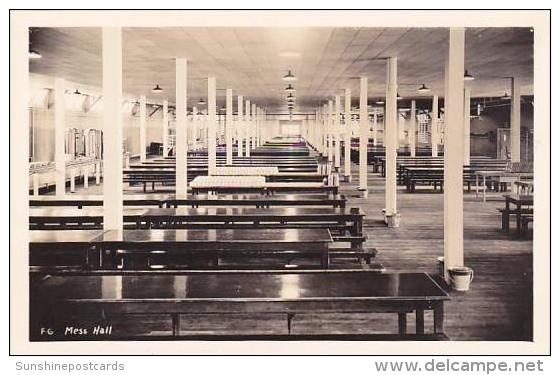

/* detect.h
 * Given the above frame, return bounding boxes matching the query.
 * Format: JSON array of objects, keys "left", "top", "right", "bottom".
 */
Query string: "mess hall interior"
[{"left": 17, "top": 24, "right": 537, "bottom": 341}]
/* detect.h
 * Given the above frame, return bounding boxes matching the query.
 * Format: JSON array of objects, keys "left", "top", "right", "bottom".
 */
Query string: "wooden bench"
[
  {"left": 497, "top": 208, "right": 534, "bottom": 232},
  {"left": 29, "top": 271, "right": 449, "bottom": 340}
]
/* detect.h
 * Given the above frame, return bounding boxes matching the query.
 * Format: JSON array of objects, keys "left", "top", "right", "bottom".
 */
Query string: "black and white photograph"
[{"left": 9, "top": 9, "right": 550, "bottom": 355}]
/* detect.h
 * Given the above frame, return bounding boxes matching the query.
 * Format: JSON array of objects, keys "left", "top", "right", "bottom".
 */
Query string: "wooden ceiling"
[{"left": 29, "top": 27, "right": 534, "bottom": 111}]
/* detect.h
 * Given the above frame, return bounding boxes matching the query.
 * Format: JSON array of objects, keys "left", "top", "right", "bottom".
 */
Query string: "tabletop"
[
  {"left": 93, "top": 228, "right": 333, "bottom": 244},
  {"left": 29, "top": 207, "right": 149, "bottom": 218},
  {"left": 31, "top": 272, "right": 449, "bottom": 302},
  {"left": 503, "top": 194, "right": 534, "bottom": 205},
  {"left": 29, "top": 229, "right": 105, "bottom": 244},
  {"left": 141, "top": 207, "right": 361, "bottom": 217}
]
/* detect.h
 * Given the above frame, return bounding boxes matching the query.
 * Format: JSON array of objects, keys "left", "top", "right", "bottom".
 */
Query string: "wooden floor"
[{"left": 53, "top": 158, "right": 533, "bottom": 341}]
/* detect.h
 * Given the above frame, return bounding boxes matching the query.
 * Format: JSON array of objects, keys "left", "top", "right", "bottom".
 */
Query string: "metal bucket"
[{"left": 448, "top": 266, "right": 474, "bottom": 291}]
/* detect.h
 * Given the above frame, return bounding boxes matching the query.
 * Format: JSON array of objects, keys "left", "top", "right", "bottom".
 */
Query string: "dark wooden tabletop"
[
  {"left": 29, "top": 207, "right": 149, "bottom": 218},
  {"left": 93, "top": 228, "right": 333, "bottom": 245},
  {"left": 141, "top": 207, "right": 362, "bottom": 217},
  {"left": 29, "top": 229, "right": 105, "bottom": 244},
  {"left": 503, "top": 194, "right": 534, "bottom": 205},
  {"left": 31, "top": 272, "right": 448, "bottom": 301}
]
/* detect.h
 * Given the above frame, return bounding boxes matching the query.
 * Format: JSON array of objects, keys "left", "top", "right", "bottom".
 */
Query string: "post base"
[{"left": 383, "top": 210, "right": 401, "bottom": 228}]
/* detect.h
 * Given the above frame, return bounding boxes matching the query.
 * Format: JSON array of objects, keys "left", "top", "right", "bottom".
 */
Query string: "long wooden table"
[
  {"left": 191, "top": 182, "right": 338, "bottom": 195},
  {"left": 29, "top": 271, "right": 449, "bottom": 340},
  {"left": 30, "top": 228, "right": 335, "bottom": 269},
  {"left": 95, "top": 228, "right": 334, "bottom": 269},
  {"left": 29, "top": 194, "right": 347, "bottom": 209},
  {"left": 29, "top": 208, "right": 149, "bottom": 230}
]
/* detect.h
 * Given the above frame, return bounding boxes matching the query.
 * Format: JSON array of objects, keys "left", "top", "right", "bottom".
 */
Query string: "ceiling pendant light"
[
  {"left": 28, "top": 49, "right": 42, "bottom": 59},
  {"left": 198, "top": 98, "right": 206, "bottom": 105},
  {"left": 464, "top": 70, "right": 475, "bottom": 81},
  {"left": 417, "top": 84, "right": 430, "bottom": 93},
  {"left": 375, "top": 99, "right": 385, "bottom": 105},
  {"left": 73, "top": 89, "right": 82, "bottom": 95},
  {"left": 285, "top": 84, "right": 296, "bottom": 93},
  {"left": 287, "top": 93, "right": 295, "bottom": 99},
  {"left": 501, "top": 92, "right": 510, "bottom": 100},
  {"left": 151, "top": 84, "right": 163, "bottom": 93},
  {"left": 282, "top": 70, "right": 297, "bottom": 82},
  {"left": 397, "top": 93, "right": 403, "bottom": 100}
]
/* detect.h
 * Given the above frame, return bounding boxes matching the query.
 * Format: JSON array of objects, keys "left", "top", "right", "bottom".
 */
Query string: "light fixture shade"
[
  {"left": 287, "top": 93, "right": 295, "bottom": 99},
  {"left": 198, "top": 98, "right": 206, "bottom": 105},
  {"left": 501, "top": 92, "right": 510, "bottom": 100},
  {"left": 28, "top": 49, "right": 42, "bottom": 59},
  {"left": 396, "top": 93, "right": 403, "bottom": 100},
  {"left": 282, "top": 70, "right": 297, "bottom": 82},
  {"left": 73, "top": 89, "right": 81, "bottom": 95},
  {"left": 375, "top": 99, "right": 385, "bottom": 105},
  {"left": 464, "top": 70, "right": 475, "bottom": 81},
  {"left": 152, "top": 84, "right": 163, "bottom": 93},
  {"left": 285, "top": 84, "right": 296, "bottom": 92},
  {"left": 417, "top": 84, "right": 430, "bottom": 93}
]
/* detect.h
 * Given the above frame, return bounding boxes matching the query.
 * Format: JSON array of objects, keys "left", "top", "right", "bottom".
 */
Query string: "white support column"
[
  {"left": 175, "top": 58, "right": 188, "bottom": 199},
  {"left": 237, "top": 95, "right": 244, "bottom": 157},
  {"left": 359, "top": 77, "right": 368, "bottom": 194},
  {"left": 385, "top": 57, "right": 399, "bottom": 222},
  {"left": 139, "top": 95, "right": 147, "bottom": 162},
  {"left": 189, "top": 109, "right": 195, "bottom": 150},
  {"left": 444, "top": 27, "right": 466, "bottom": 279},
  {"left": 102, "top": 27, "right": 123, "bottom": 230},
  {"left": 372, "top": 112, "right": 378, "bottom": 146},
  {"left": 463, "top": 88, "right": 471, "bottom": 164},
  {"left": 162, "top": 100, "right": 169, "bottom": 156},
  {"left": 322, "top": 104, "right": 328, "bottom": 156},
  {"left": 251, "top": 103, "right": 257, "bottom": 150},
  {"left": 54, "top": 77, "right": 66, "bottom": 196},
  {"left": 334, "top": 95, "right": 341, "bottom": 170},
  {"left": 192, "top": 106, "right": 198, "bottom": 150},
  {"left": 208, "top": 77, "right": 217, "bottom": 174},
  {"left": 431, "top": 95, "right": 439, "bottom": 157},
  {"left": 511, "top": 77, "right": 521, "bottom": 162},
  {"left": 327, "top": 100, "right": 334, "bottom": 164},
  {"left": 344, "top": 88, "right": 352, "bottom": 181},
  {"left": 245, "top": 100, "right": 251, "bottom": 157},
  {"left": 410, "top": 100, "right": 417, "bottom": 157},
  {"left": 225, "top": 88, "right": 233, "bottom": 165}
]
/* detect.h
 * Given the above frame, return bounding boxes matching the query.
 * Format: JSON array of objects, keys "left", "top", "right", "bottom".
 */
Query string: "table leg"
[
  {"left": 70, "top": 170, "right": 76, "bottom": 193},
  {"left": 516, "top": 203, "right": 522, "bottom": 235},
  {"left": 475, "top": 174, "right": 479, "bottom": 199},
  {"left": 398, "top": 312, "right": 407, "bottom": 335},
  {"left": 321, "top": 247, "right": 330, "bottom": 269},
  {"left": 33, "top": 174, "right": 39, "bottom": 196},
  {"left": 83, "top": 166, "right": 89, "bottom": 189},
  {"left": 433, "top": 302, "right": 444, "bottom": 335},
  {"left": 415, "top": 309, "right": 425, "bottom": 334}
]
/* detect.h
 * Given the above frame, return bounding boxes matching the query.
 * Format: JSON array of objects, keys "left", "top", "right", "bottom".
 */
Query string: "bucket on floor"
[
  {"left": 448, "top": 266, "right": 474, "bottom": 291},
  {"left": 437, "top": 257, "right": 445, "bottom": 278}
]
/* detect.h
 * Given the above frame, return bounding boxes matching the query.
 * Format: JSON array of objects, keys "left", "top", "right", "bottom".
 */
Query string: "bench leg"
[
  {"left": 502, "top": 211, "right": 510, "bottom": 232},
  {"left": 398, "top": 312, "right": 407, "bottom": 335},
  {"left": 416, "top": 309, "right": 425, "bottom": 334},
  {"left": 287, "top": 313, "right": 295, "bottom": 335},
  {"left": 172, "top": 314, "right": 181, "bottom": 336},
  {"left": 433, "top": 303, "right": 444, "bottom": 335}
]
